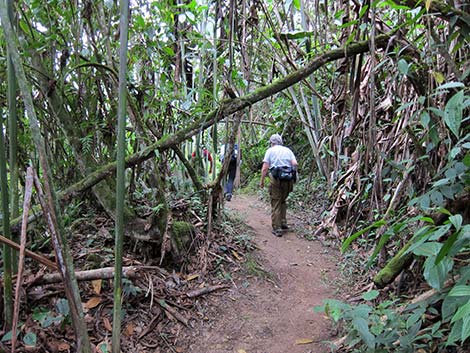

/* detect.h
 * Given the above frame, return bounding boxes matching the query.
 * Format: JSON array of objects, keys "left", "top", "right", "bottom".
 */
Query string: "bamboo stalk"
[
  {"left": 11, "top": 167, "right": 34, "bottom": 353},
  {"left": 112, "top": 1, "right": 130, "bottom": 352}
]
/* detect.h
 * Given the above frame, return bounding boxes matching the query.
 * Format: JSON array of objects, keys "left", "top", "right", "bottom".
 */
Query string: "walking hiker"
[
  {"left": 220, "top": 143, "right": 240, "bottom": 201},
  {"left": 259, "top": 134, "right": 298, "bottom": 237}
]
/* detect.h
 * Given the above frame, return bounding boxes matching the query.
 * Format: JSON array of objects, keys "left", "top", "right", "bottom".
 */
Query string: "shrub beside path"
[{"left": 188, "top": 194, "right": 339, "bottom": 353}]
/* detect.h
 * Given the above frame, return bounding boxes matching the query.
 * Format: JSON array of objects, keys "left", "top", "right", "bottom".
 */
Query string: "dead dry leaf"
[
  {"left": 295, "top": 338, "right": 314, "bottom": 345},
  {"left": 92, "top": 279, "right": 102, "bottom": 294},
  {"left": 186, "top": 274, "right": 199, "bottom": 281},
  {"left": 85, "top": 297, "right": 101, "bottom": 309},
  {"left": 237, "top": 350, "right": 247, "bottom": 353},
  {"left": 231, "top": 250, "right": 242, "bottom": 261},
  {"left": 125, "top": 322, "right": 135, "bottom": 336},
  {"left": 103, "top": 317, "right": 112, "bottom": 332},
  {"left": 58, "top": 342, "right": 71, "bottom": 351}
]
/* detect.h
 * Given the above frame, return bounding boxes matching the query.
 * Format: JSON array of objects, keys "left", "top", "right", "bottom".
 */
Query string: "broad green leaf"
[
  {"left": 293, "top": 0, "right": 301, "bottom": 10},
  {"left": 362, "top": 290, "right": 380, "bottom": 301},
  {"left": 397, "top": 59, "right": 409, "bottom": 76},
  {"left": 448, "top": 285, "right": 470, "bottom": 297},
  {"left": 413, "top": 242, "right": 440, "bottom": 256},
  {"left": 23, "top": 332, "right": 37, "bottom": 347},
  {"left": 424, "top": 256, "right": 453, "bottom": 290},
  {"left": 56, "top": 298, "right": 70, "bottom": 316},
  {"left": 444, "top": 91, "right": 464, "bottom": 138},
  {"left": 430, "top": 190, "right": 444, "bottom": 206},
  {"left": 352, "top": 317, "right": 375, "bottom": 348}
]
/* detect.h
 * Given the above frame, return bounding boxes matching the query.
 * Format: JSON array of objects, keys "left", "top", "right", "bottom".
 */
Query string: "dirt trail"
[{"left": 188, "top": 194, "right": 339, "bottom": 353}]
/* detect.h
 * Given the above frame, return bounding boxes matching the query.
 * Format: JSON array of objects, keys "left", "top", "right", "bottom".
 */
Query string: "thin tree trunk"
[
  {"left": 11, "top": 167, "right": 34, "bottom": 353},
  {"left": 0, "top": 71, "right": 13, "bottom": 329},
  {"left": 112, "top": 1, "right": 130, "bottom": 351},
  {"left": 0, "top": 6, "right": 92, "bottom": 352},
  {"left": 7, "top": 0, "right": 19, "bottom": 274}
]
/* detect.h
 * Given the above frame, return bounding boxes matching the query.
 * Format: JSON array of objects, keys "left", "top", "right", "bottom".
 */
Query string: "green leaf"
[
  {"left": 352, "top": 317, "right": 375, "bottom": 348},
  {"left": 1, "top": 331, "right": 12, "bottom": 342},
  {"left": 421, "top": 111, "right": 430, "bottom": 128},
  {"left": 424, "top": 256, "right": 453, "bottom": 290},
  {"left": 436, "top": 82, "right": 465, "bottom": 90},
  {"left": 461, "top": 315, "right": 470, "bottom": 342},
  {"left": 23, "top": 332, "right": 37, "bottom": 347},
  {"left": 362, "top": 290, "right": 380, "bottom": 301},
  {"left": 56, "top": 298, "right": 70, "bottom": 316},
  {"left": 432, "top": 178, "right": 450, "bottom": 187},
  {"left": 449, "top": 285, "right": 470, "bottom": 297},
  {"left": 397, "top": 59, "right": 409, "bottom": 76},
  {"left": 447, "top": 319, "right": 463, "bottom": 345},
  {"left": 444, "top": 91, "right": 464, "bottom": 138},
  {"left": 413, "top": 242, "right": 440, "bottom": 256},
  {"left": 449, "top": 215, "right": 463, "bottom": 230},
  {"left": 435, "top": 230, "right": 460, "bottom": 264},
  {"left": 451, "top": 301, "right": 470, "bottom": 323},
  {"left": 341, "top": 219, "right": 385, "bottom": 253},
  {"left": 464, "top": 153, "right": 470, "bottom": 167},
  {"left": 293, "top": 0, "right": 301, "bottom": 10}
]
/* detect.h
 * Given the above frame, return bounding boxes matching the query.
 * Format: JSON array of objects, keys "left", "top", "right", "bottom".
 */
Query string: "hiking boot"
[
  {"left": 225, "top": 193, "right": 232, "bottom": 201},
  {"left": 281, "top": 224, "right": 289, "bottom": 230},
  {"left": 272, "top": 229, "right": 283, "bottom": 237}
]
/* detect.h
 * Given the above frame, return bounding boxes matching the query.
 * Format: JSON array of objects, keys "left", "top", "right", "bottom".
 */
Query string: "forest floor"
[{"left": 184, "top": 194, "right": 341, "bottom": 353}]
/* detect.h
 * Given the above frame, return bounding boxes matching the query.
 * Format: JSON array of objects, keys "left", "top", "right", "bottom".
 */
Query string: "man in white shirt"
[{"left": 260, "top": 134, "right": 298, "bottom": 237}]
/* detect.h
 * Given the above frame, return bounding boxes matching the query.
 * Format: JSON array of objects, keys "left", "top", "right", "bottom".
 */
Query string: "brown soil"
[{"left": 186, "top": 194, "right": 340, "bottom": 353}]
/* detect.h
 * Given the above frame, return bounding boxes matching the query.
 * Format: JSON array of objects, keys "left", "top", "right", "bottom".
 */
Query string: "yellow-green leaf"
[
  {"left": 425, "top": 0, "right": 432, "bottom": 11},
  {"left": 432, "top": 71, "right": 445, "bottom": 84},
  {"left": 296, "top": 338, "right": 314, "bottom": 345}
]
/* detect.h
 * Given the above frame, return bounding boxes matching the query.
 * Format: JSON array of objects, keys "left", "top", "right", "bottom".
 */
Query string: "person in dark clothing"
[{"left": 220, "top": 143, "right": 240, "bottom": 201}]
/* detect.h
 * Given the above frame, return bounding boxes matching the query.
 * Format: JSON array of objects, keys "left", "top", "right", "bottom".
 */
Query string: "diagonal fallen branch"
[
  {"left": 186, "top": 284, "right": 230, "bottom": 298},
  {"left": 157, "top": 299, "right": 189, "bottom": 327},
  {"left": 0, "top": 234, "right": 57, "bottom": 270}
]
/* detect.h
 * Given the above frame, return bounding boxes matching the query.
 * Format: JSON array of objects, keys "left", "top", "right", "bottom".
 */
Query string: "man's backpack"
[
  {"left": 270, "top": 166, "right": 296, "bottom": 182},
  {"left": 231, "top": 144, "right": 238, "bottom": 162}
]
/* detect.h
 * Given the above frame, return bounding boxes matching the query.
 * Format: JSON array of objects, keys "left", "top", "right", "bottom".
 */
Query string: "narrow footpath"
[{"left": 188, "top": 194, "right": 339, "bottom": 353}]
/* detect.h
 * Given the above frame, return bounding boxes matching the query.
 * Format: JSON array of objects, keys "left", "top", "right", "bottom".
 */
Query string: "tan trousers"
[{"left": 269, "top": 177, "right": 293, "bottom": 230}]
